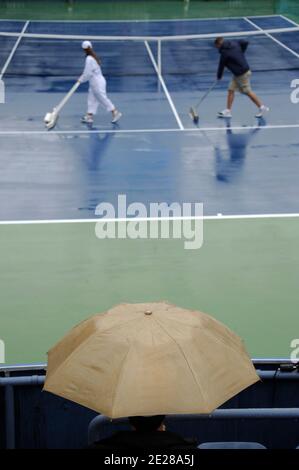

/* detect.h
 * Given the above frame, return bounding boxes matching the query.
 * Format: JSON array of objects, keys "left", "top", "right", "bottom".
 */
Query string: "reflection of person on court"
[{"left": 215, "top": 122, "right": 262, "bottom": 183}]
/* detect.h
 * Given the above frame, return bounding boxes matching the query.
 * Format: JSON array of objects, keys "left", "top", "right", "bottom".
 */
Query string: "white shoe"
[
  {"left": 218, "top": 109, "right": 232, "bottom": 118},
  {"left": 111, "top": 111, "right": 122, "bottom": 124},
  {"left": 81, "top": 114, "right": 93, "bottom": 124},
  {"left": 255, "top": 105, "right": 269, "bottom": 118}
]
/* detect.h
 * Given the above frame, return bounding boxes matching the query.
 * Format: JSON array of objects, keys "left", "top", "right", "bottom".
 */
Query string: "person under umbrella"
[{"left": 89, "top": 415, "right": 197, "bottom": 450}]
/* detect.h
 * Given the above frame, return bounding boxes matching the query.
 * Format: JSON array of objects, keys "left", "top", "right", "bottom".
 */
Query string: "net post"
[{"left": 157, "top": 39, "right": 162, "bottom": 75}]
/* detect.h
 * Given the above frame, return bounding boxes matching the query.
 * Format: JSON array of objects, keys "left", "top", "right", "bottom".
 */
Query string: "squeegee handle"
[
  {"left": 55, "top": 81, "right": 80, "bottom": 114},
  {"left": 195, "top": 80, "right": 218, "bottom": 110}
]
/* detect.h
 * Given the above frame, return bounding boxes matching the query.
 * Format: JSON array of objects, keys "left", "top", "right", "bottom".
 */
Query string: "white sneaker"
[
  {"left": 111, "top": 111, "right": 122, "bottom": 124},
  {"left": 255, "top": 105, "right": 269, "bottom": 118},
  {"left": 218, "top": 109, "right": 232, "bottom": 118},
  {"left": 81, "top": 114, "right": 93, "bottom": 124}
]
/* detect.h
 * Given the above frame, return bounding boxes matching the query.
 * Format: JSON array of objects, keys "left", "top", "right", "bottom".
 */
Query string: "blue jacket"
[{"left": 217, "top": 40, "right": 250, "bottom": 79}]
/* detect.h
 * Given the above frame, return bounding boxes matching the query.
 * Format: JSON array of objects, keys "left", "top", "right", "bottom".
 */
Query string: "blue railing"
[{"left": 1, "top": 360, "right": 299, "bottom": 449}]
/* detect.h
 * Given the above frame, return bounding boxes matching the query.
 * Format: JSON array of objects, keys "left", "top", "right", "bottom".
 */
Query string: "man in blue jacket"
[{"left": 215, "top": 37, "right": 269, "bottom": 118}]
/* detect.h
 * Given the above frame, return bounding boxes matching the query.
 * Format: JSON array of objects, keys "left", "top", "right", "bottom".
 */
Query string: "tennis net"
[{"left": 1, "top": 25, "right": 299, "bottom": 78}]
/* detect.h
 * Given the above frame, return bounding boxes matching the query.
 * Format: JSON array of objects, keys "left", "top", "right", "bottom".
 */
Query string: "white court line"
[
  {"left": 144, "top": 40, "right": 184, "bottom": 130},
  {"left": 0, "top": 213, "right": 299, "bottom": 225},
  {"left": 185, "top": 123, "right": 299, "bottom": 132},
  {"left": 249, "top": 15, "right": 284, "bottom": 19},
  {"left": 1, "top": 122, "right": 299, "bottom": 136},
  {"left": 279, "top": 15, "right": 299, "bottom": 27},
  {"left": 244, "top": 17, "right": 299, "bottom": 60},
  {"left": 0, "top": 21, "right": 29, "bottom": 79}
]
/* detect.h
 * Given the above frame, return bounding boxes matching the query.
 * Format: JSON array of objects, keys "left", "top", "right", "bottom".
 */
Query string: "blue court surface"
[{"left": 0, "top": 14, "right": 299, "bottom": 220}]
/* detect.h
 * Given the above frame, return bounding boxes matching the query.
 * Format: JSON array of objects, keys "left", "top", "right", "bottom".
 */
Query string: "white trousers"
[{"left": 87, "top": 76, "right": 115, "bottom": 115}]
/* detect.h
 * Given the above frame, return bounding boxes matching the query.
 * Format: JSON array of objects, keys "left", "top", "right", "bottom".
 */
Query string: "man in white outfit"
[{"left": 78, "top": 40, "right": 122, "bottom": 124}]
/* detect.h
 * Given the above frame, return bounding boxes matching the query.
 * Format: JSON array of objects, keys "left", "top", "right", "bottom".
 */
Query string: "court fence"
[{"left": 0, "top": 1, "right": 298, "bottom": 23}]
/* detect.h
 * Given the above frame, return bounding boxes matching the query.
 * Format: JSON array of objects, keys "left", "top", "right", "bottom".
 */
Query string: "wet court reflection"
[{"left": 214, "top": 119, "right": 266, "bottom": 183}]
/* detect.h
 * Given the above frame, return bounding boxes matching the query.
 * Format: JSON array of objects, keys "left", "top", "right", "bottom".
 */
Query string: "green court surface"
[
  {"left": 0, "top": 0, "right": 297, "bottom": 22},
  {"left": 0, "top": 217, "right": 298, "bottom": 364}
]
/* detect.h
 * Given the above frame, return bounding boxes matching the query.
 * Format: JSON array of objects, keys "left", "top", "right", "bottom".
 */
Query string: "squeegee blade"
[{"left": 46, "top": 113, "right": 58, "bottom": 130}]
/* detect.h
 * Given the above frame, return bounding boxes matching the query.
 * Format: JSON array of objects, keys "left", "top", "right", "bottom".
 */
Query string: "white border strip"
[
  {"left": 0, "top": 21, "right": 29, "bottom": 79},
  {"left": 144, "top": 40, "right": 184, "bottom": 130},
  {"left": 244, "top": 17, "right": 299, "bottom": 60},
  {"left": 1, "top": 122, "right": 299, "bottom": 136},
  {"left": 0, "top": 213, "right": 299, "bottom": 225}
]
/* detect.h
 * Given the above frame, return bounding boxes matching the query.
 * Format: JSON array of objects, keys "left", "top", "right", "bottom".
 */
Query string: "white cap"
[{"left": 82, "top": 40, "right": 92, "bottom": 50}]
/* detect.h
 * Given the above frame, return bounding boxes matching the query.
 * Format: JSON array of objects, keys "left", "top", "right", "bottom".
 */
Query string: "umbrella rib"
[
  {"left": 156, "top": 312, "right": 250, "bottom": 362},
  {"left": 97, "top": 314, "right": 146, "bottom": 335},
  {"left": 153, "top": 317, "right": 210, "bottom": 410},
  {"left": 200, "top": 327, "right": 254, "bottom": 365},
  {"left": 161, "top": 321, "right": 259, "bottom": 408},
  {"left": 110, "top": 347, "right": 133, "bottom": 418}
]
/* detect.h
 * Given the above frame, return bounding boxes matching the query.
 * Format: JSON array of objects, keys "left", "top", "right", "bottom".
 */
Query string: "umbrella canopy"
[{"left": 44, "top": 302, "right": 259, "bottom": 418}]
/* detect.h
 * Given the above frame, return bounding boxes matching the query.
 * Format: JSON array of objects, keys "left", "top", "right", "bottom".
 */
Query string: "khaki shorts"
[{"left": 228, "top": 70, "right": 252, "bottom": 94}]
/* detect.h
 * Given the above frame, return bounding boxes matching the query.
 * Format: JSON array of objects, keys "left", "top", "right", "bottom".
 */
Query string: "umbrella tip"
[{"left": 144, "top": 310, "right": 153, "bottom": 316}]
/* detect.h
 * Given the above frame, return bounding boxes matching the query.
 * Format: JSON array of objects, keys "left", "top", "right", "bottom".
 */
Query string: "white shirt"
[{"left": 79, "top": 55, "right": 103, "bottom": 84}]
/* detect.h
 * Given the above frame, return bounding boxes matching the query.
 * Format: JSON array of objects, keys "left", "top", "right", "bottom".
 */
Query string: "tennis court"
[{"left": 0, "top": 13, "right": 299, "bottom": 364}]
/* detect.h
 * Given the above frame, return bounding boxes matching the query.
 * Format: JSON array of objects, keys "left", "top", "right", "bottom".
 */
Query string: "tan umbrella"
[{"left": 44, "top": 302, "right": 259, "bottom": 418}]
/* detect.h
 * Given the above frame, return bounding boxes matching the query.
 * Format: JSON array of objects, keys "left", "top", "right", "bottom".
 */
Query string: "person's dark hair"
[
  {"left": 85, "top": 46, "right": 101, "bottom": 65},
  {"left": 129, "top": 415, "right": 165, "bottom": 432},
  {"left": 214, "top": 37, "right": 224, "bottom": 47}
]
